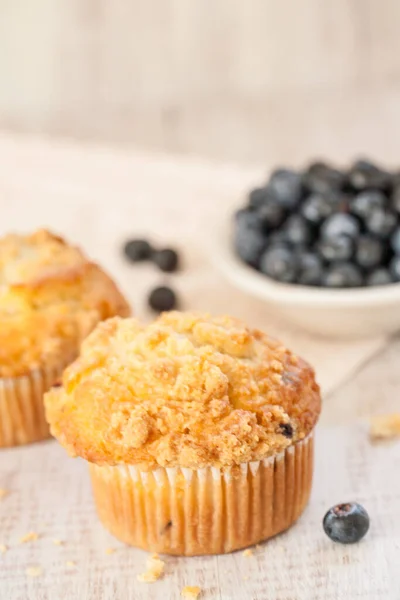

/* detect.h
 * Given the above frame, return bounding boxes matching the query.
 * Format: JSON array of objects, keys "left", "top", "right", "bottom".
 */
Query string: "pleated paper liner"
[
  {"left": 90, "top": 432, "right": 314, "bottom": 556},
  {"left": 0, "top": 358, "right": 73, "bottom": 448}
]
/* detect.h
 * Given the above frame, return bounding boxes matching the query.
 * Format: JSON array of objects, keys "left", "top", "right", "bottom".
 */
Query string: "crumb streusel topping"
[
  {"left": 45, "top": 312, "right": 321, "bottom": 469},
  {"left": 0, "top": 229, "right": 130, "bottom": 377}
]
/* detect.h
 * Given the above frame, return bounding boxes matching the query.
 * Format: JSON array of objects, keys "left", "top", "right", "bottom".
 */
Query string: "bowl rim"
[{"left": 215, "top": 224, "right": 400, "bottom": 308}]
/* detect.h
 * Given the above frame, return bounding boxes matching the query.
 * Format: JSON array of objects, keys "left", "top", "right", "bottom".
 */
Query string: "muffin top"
[
  {"left": 45, "top": 312, "right": 321, "bottom": 469},
  {"left": 0, "top": 229, "right": 130, "bottom": 377}
]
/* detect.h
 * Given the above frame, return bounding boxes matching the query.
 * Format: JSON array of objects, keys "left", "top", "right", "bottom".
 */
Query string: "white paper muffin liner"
[
  {"left": 0, "top": 360, "right": 71, "bottom": 448},
  {"left": 89, "top": 431, "right": 315, "bottom": 556}
]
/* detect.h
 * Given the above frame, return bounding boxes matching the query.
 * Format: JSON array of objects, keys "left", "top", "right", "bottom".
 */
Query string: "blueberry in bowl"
[{"left": 214, "top": 158, "right": 400, "bottom": 338}]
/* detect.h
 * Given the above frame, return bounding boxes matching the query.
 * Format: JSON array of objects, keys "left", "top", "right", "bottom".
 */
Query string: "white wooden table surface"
[{"left": 0, "top": 134, "right": 399, "bottom": 600}]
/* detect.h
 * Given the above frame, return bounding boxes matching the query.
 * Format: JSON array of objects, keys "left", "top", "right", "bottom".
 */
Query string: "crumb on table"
[
  {"left": 243, "top": 548, "right": 253, "bottom": 557},
  {"left": 0, "top": 545, "right": 8, "bottom": 554},
  {"left": 0, "top": 489, "right": 9, "bottom": 500},
  {"left": 137, "top": 555, "right": 165, "bottom": 583},
  {"left": 20, "top": 532, "right": 39, "bottom": 544},
  {"left": 105, "top": 547, "right": 116, "bottom": 554},
  {"left": 370, "top": 414, "right": 400, "bottom": 440},
  {"left": 26, "top": 566, "right": 43, "bottom": 578},
  {"left": 181, "top": 586, "right": 201, "bottom": 599},
  {"left": 52, "top": 539, "right": 64, "bottom": 546},
  {"left": 65, "top": 561, "right": 76, "bottom": 568}
]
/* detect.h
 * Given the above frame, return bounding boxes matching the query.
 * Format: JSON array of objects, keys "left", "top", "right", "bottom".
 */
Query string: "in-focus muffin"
[
  {"left": 0, "top": 229, "right": 130, "bottom": 448},
  {"left": 45, "top": 312, "right": 321, "bottom": 555}
]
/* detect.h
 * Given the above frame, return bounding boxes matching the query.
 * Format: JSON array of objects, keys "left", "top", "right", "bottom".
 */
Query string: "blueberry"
[
  {"left": 235, "top": 208, "right": 263, "bottom": 230},
  {"left": 355, "top": 235, "right": 384, "bottom": 270},
  {"left": 124, "top": 239, "right": 153, "bottom": 262},
  {"left": 267, "top": 230, "right": 289, "bottom": 246},
  {"left": 234, "top": 209, "right": 266, "bottom": 266},
  {"left": 321, "top": 213, "right": 360, "bottom": 240},
  {"left": 391, "top": 186, "right": 400, "bottom": 216},
  {"left": 148, "top": 286, "right": 177, "bottom": 312},
  {"left": 347, "top": 159, "right": 390, "bottom": 191},
  {"left": 283, "top": 214, "right": 313, "bottom": 246},
  {"left": 298, "top": 252, "right": 324, "bottom": 286},
  {"left": 153, "top": 248, "right": 179, "bottom": 272},
  {"left": 259, "top": 245, "right": 298, "bottom": 283},
  {"left": 391, "top": 227, "right": 400, "bottom": 254},
  {"left": 323, "top": 263, "right": 363, "bottom": 288},
  {"left": 366, "top": 208, "right": 397, "bottom": 238},
  {"left": 318, "top": 236, "right": 353, "bottom": 262},
  {"left": 323, "top": 502, "right": 370, "bottom": 544},
  {"left": 248, "top": 187, "right": 269, "bottom": 209},
  {"left": 366, "top": 268, "right": 393, "bottom": 286},
  {"left": 303, "top": 162, "right": 345, "bottom": 194},
  {"left": 350, "top": 191, "right": 386, "bottom": 220},
  {"left": 389, "top": 256, "right": 400, "bottom": 281},
  {"left": 257, "top": 198, "right": 286, "bottom": 229},
  {"left": 301, "top": 193, "right": 337, "bottom": 225},
  {"left": 268, "top": 169, "right": 303, "bottom": 209}
]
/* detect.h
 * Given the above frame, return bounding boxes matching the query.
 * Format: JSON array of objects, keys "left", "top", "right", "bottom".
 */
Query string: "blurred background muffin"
[{"left": 0, "top": 229, "right": 130, "bottom": 448}]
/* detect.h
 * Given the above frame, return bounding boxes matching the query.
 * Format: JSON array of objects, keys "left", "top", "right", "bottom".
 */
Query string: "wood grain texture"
[
  {"left": 1, "top": 1, "right": 400, "bottom": 162},
  {"left": 0, "top": 425, "right": 399, "bottom": 599},
  {"left": 0, "top": 133, "right": 398, "bottom": 598}
]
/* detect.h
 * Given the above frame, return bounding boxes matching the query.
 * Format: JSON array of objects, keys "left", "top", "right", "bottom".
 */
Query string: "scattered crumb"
[
  {"left": 243, "top": 548, "right": 253, "bottom": 557},
  {"left": 26, "top": 566, "right": 43, "bottom": 578},
  {"left": 243, "top": 576, "right": 249, "bottom": 581},
  {"left": 52, "top": 539, "right": 64, "bottom": 546},
  {"left": 65, "top": 561, "right": 76, "bottom": 568},
  {"left": 181, "top": 586, "right": 201, "bottom": 599},
  {"left": 370, "top": 414, "right": 400, "bottom": 440},
  {"left": 105, "top": 547, "right": 116, "bottom": 555},
  {"left": 137, "top": 556, "right": 165, "bottom": 583},
  {"left": 0, "top": 489, "right": 9, "bottom": 500},
  {"left": 20, "top": 532, "right": 39, "bottom": 544},
  {"left": 0, "top": 545, "right": 8, "bottom": 554}
]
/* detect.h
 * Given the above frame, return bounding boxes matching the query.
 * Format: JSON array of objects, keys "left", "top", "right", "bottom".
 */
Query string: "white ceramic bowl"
[{"left": 214, "top": 224, "right": 400, "bottom": 339}]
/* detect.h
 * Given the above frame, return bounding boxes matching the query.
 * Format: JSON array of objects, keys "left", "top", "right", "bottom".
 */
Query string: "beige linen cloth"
[{"left": 0, "top": 133, "right": 398, "bottom": 599}]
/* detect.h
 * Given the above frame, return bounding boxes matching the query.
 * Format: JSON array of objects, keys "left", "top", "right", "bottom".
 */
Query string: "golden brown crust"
[
  {"left": 0, "top": 229, "right": 130, "bottom": 377},
  {"left": 46, "top": 312, "right": 321, "bottom": 469}
]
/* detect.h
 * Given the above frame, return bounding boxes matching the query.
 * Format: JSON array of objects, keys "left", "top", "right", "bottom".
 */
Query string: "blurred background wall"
[{"left": 0, "top": 0, "right": 399, "bottom": 164}]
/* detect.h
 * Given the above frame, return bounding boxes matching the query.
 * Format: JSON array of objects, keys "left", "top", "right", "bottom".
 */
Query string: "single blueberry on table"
[
  {"left": 123, "top": 239, "right": 153, "bottom": 262},
  {"left": 321, "top": 213, "right": 360, "bottom": 240},
  {"left": 259, "top": 245, "right": 298, "bottom": 283},
  {"left": 355, "top": 235, "right": 384, "bottom": 270},
  {"left": 318, "top": 235, "right": 353, "bottom": 262},
  {"left": 350, "top": 191, "right": 386, "bottom": 221},
  {"left": 267, "top": 169, "right": 303, "bottom": 209},
  {"left": 148, "top": 286, "right": 177, "bottom": 312},
  {"left": 323, "top": 502, "right": 370, "bottom": 544},
  {"left": 303, "top": 162, "right": 345, "bottom": 194},
  {"left": 366, "top": 268, "right": 393, "bottom": 286},
  {"left": 153, "top": 248, "right": 180, "bottom": 272},
  {"left": 323, "top": 263, "right": 363, "bottom": 288}
]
